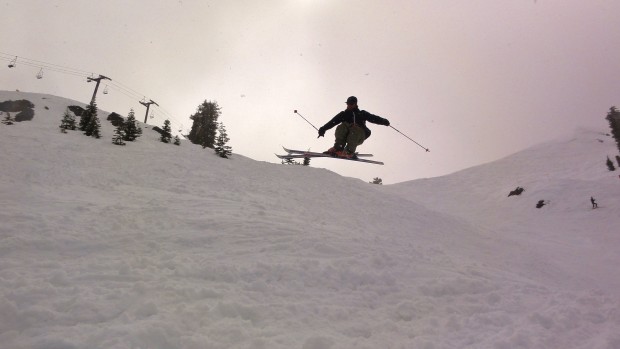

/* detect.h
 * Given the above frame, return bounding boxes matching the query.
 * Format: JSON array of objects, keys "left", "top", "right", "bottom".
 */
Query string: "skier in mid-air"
[{"left": 317, "top": 96, "right": 390, "bottom": 159}]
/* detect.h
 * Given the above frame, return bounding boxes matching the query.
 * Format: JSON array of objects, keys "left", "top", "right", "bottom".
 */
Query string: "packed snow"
[{"left": 1, "top": 91, "right": 619, "bottom": 349}]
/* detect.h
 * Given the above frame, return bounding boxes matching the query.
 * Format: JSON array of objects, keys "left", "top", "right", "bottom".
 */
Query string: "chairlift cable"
[
  {"left": 2, "top": 51, "right": 187, "bottom": 133},
  {"left": 1, "top": 57, "right": 89, "bottom": 78},
  {"left": 0, "top": 51, "right": 94, "bottom": 76},
  {"left": 2, "top": 58, "right": 89, "bottom": 78},
  {"left": 108, "top": 80, "right": 144, "bottom": 100}
]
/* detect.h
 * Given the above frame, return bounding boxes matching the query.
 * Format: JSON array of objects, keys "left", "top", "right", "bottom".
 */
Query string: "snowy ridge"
[{"left": 1, "top": 91, "right": 619, "bottom": 349}]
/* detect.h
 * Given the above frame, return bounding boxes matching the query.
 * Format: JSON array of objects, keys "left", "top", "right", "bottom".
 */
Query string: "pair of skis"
[{"left": 276, "top": 147, "right": 384, "bottom": 165}]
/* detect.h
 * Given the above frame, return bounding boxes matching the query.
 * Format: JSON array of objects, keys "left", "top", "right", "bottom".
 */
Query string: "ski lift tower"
[
  {"left": 139, "top": 99, "right": 159, "bottom": 124},
  {"left": 87, "top": 74, "right": 111, "bottom": 105}
]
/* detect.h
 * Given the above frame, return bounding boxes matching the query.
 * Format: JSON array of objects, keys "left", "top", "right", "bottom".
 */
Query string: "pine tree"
[
  {"left": 303, "top": 157, "right": 311, "bottom": 166},
  {"left": 123, "top": 109, "right": 141, "bottom": 141},
  {"left": 370, "top": 177, "right": 383, "bottom": 185},
  {"left": 174, "top": 135, "right": 181, "bottom": 146},
  {"left": 214, "top": 122, "right": 232, "bottom": 158},
  {"left": 616, "top": 155, "right": 620, "bottom": 168},
  {"left": 112, "top": 124, "right": 126, "bottom": 145},
  {"left": 188, "top": 100, "right": 220, "bottom": 148},
  {"left": 1, "top": 112, "right": 15, "bottom": 125},
  {"left": 606, "top": 156, "right": 616, "bottom": 171},
  {"left": 83, "top": 102, "right": 101, "bottom": 138},
  {"left": 78, "top": 108, "right": 90, "bottom": 131},
  {"left": 85, "top": 114, "right": 102, "bottom": 138},
  {"left": 79, "top": 102, "right": 96, "bottom": 132},
  {"left": 59, "top": 108, "right": 76, "bottom": 133},
  {"left": 281, "top": 158, "right": 298, "bottom": 165},
  {"left": 160, "top": 119, "right": 172, "bottom": 143},
  {"left": 605, "top": 106, "right": 620, "bottom": 153}
]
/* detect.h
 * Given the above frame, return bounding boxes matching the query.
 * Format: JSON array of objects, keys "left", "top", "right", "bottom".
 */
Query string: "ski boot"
[
  {"left": 323, "top": 144, "right": 344, "bottom": 156},
  {"left": 335, "top": 149, "right": 358, "bottom": 160}
]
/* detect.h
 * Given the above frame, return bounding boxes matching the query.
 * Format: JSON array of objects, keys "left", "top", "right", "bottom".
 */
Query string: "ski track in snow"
[{"left": 1, "top": 91, "right": 620, "bottom": 349}]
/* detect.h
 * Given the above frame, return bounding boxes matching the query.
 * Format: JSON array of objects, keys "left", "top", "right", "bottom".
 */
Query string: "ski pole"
[
  {"left": 293, "top": 110, "right": 319, "bottom": 131},
  {"left": 390, "top": 125, "right": 430, "bottom": 152}
]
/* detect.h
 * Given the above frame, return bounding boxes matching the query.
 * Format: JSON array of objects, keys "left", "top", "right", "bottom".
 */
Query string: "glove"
[{"left": 318, "top": 127, "right": 326, "bottom": 137}]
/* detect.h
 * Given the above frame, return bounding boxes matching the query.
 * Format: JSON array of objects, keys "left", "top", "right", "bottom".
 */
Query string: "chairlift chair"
[
  {"left": 103, "top": 85, "right": 109, "bottom": 94},
  {"left": 36, "top": 68, "right": 43, "bottom": 79},
  {"left": 8, "top": 57, "right": 17, "bottom": 68}
]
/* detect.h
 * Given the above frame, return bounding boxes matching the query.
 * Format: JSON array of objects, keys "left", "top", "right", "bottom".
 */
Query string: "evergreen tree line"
[
  {"left": 59, "top": 103, "right": 143, "bottom": 144},
  {"left": 11, "top": 98, "right": 232, "bottom": 159},
  {"left": 370, "top": 177, "right": 383, "bottom": 185},
  {"left": 187, "top": 100, "right": 232, "bottom": 158},
  {"left": 112, "top": 109, "right": 142, "bottom": 145},
  {"left": 281, "top": 157, "right": 311, "bottom": 166},
  {"left": 57, "top": 102, "right": 102, "bottom": 138},
  {"left": 60, "top": 104, "right": 183, "bottom": 147},
  {"left": 158, "top": 119, "right": 182, "bottom": 146}
]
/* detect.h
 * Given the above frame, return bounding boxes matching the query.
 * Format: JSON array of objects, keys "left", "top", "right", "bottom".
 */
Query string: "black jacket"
[{"left": 320, "top": 108, "right": 389, "bottom": 139}]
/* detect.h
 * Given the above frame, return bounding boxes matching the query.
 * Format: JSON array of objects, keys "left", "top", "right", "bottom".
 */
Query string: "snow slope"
[{"left": 1, "top": 91, "right": 619, "bottom": 349}]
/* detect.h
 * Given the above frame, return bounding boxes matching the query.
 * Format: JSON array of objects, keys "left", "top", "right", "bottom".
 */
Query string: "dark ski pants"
[{"left": 334, "top": 122, "right": 365, "bottom": 153}]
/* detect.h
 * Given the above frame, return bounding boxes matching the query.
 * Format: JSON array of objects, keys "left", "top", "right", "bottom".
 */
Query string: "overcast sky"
[{"left": 3, "top": 0, "right": 619, "bottom": 183}]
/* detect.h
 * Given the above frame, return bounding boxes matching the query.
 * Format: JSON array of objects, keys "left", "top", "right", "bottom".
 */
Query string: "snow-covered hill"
[
  {"left": 1, "top": 91, "right": 619, "bottom": 349},
  {"left": 386, "top": 129, "right": 620, "bottom": 295}
]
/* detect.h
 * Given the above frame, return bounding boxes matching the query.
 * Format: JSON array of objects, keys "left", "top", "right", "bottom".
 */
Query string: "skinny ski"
[
  {"left": 277, "top": 147, "right": 384, "bottom": 165},
  {"left": 282, "top": 147, "right": 373, "bottom": 157}
]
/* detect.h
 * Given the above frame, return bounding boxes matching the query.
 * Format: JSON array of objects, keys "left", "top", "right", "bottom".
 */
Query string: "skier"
[
  {"left": 591, "top": 196, "right": 598, "bottom": 209},
  {"left": 317, "top": 96, "right": 390, "bottom": 158}
]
